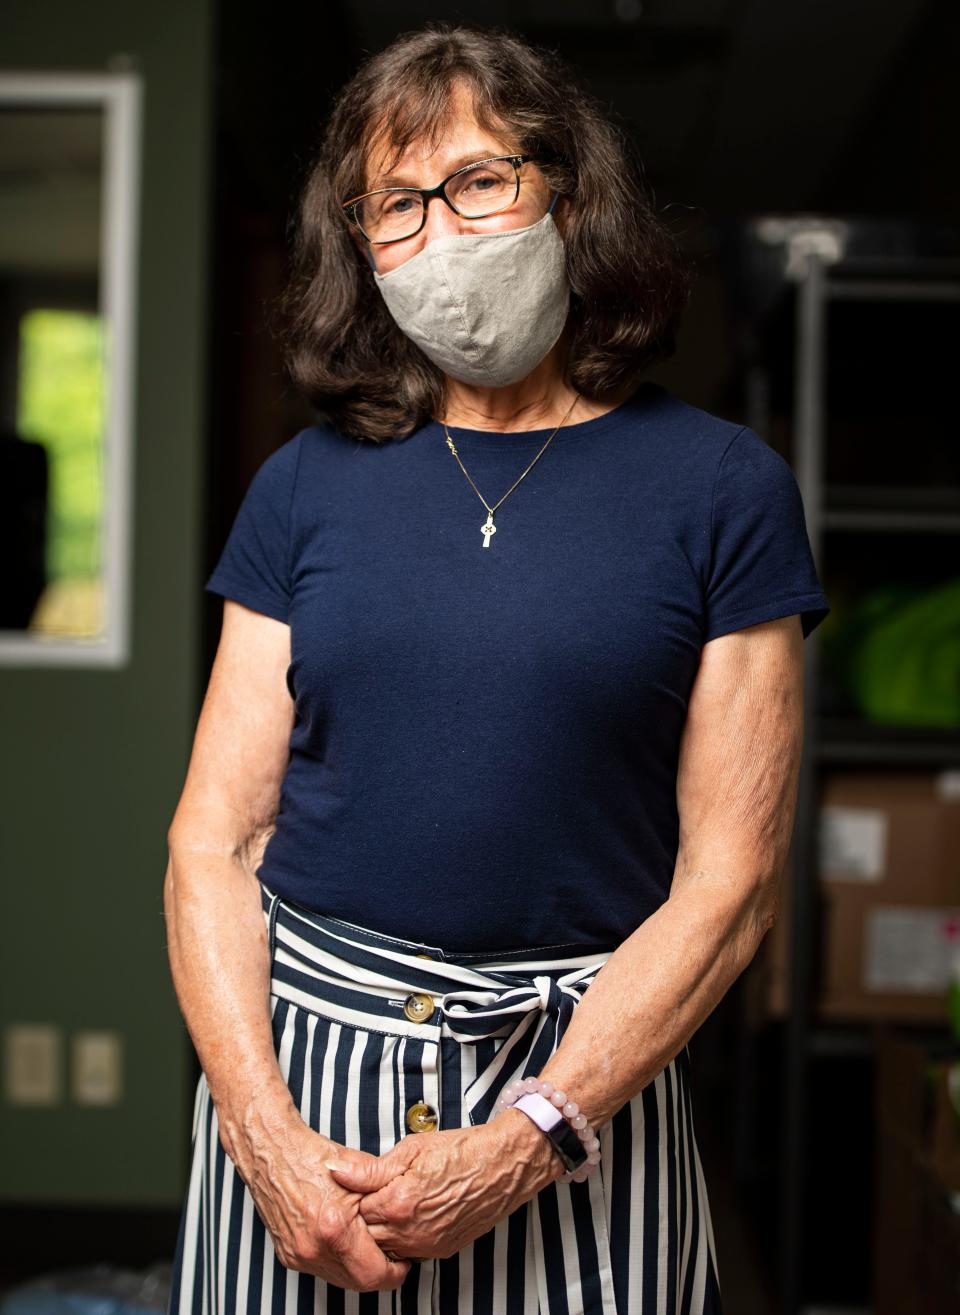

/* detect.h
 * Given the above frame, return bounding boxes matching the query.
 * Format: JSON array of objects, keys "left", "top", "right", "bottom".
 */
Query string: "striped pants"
[{"left": 168, "top": 883, "right": 722, "bottom": 1315}]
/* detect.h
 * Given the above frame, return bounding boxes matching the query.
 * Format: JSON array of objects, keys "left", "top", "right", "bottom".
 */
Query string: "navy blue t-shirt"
[{"left": 205, "top": 382, "right": 830, "bottom": 952}]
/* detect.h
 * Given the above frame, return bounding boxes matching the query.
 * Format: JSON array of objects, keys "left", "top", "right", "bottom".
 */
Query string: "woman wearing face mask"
[{"left": 165, "top": 23, "right": 829, "bottom": 1315}]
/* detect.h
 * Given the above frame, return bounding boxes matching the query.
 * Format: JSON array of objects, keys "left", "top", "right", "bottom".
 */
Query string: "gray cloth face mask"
[{"left": 372, "top": 210, "right": 571, "bottom": 388}]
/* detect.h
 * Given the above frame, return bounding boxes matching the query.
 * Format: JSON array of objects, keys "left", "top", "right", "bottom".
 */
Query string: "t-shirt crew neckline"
[{"left": 422, "top": 379, "right": 663, "bottom": 450}]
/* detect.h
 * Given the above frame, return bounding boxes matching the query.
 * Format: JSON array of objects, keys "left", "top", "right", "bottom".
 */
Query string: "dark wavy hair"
[{"left": 272, "top": 23, "right": 694, "bottom": 443}]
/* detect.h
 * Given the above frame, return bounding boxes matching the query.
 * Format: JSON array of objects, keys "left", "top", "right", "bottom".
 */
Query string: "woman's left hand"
[{"left": 324, "top": 1109, "right": 561, "bottom": 1261}]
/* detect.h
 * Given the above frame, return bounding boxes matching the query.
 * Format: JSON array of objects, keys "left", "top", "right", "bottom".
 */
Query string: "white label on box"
[
  {"left": 863, "top": 906, "right": 960, "bottom": 993},
  {"left": 819, "top": 806, "right": 888, "bottom": 880},
  {"left": 935, "top": 769, "right": 960, "bottom": 800}
]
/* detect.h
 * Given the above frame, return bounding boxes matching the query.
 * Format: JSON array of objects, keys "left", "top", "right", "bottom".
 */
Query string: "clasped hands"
[{"left": 324, "top": 1109, "right": 560, "bottom": 1276}]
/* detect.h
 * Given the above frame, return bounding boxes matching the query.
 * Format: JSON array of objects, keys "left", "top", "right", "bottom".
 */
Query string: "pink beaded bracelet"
[{"left": 495, "top": 1075, "right": 602, "bottom": 1183}]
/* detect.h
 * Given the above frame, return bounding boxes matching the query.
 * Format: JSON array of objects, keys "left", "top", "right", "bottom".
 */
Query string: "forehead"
[{"left": 363, "top": 80, "right": 516, "bottom": 187}]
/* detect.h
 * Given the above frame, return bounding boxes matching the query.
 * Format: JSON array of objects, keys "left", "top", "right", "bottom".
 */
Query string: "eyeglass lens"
[{"left": 356, "top": 158, "right": 522, "bottom": 243}]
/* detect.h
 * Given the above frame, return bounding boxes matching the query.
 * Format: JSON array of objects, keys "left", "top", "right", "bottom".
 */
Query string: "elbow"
[
  {"left": 749, "top": 873, "right": 781, "bottom": 941},
  {"left": 163, "top": 829, "right": 182, "bottom": 908},
  {"left": 164, "top": 821, "right": 202, "bottom": 903}
]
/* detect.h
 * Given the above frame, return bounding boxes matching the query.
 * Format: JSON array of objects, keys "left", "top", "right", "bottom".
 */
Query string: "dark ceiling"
[{"left": 216, "top": 0, "right": 959, "bottom": 233}]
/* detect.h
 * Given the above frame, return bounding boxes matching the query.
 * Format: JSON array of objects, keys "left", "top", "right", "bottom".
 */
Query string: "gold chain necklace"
[{"left": 442, "top": 394, "right": 581, "bottom": 548}]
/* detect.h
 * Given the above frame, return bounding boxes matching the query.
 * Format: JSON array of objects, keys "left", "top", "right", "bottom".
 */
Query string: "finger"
[
  {"left": 365, "top": 1221, "right": 394, "bottom": 1244},
  {"left": 384, "top": 1260, "right": 412, "bottom": 1286},
  {"left": 347, "top": 1219, "right": 411, "bottom": 1289},
  {"left": 366, "top": 1223, "right": 430, "bottom": 1267},
  {"left": 326, "top": 1137, "right": 419, "bottom": 1194},
  {"left": 357, "top": 1189, "right": 390, "bottom": 1224},
  {"left": 325, "top": 1150, "right": 397, "bottom": 1194},
  {"left": 373, "top": 1254, "right": 411, "bottom": 1290}
]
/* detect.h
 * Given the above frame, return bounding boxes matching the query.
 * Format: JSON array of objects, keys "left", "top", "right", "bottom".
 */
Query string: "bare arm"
[
  {"left": 164, "top": 600, "right": 296, "bottom": 1136},
  {"left": 329, "top": 613, "right": 807, "bottom": 1257},
  {"left": 534, "top": 612, "right": 803, "bottom": 1130},
  {"left": 164, "top": 599, "right": 410, "bottom": 1292}
]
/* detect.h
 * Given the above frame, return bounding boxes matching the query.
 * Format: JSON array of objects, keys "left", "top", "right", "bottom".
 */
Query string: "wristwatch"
[{"left": 512, "top": 1091, "right": 589, "bottom": 1172}]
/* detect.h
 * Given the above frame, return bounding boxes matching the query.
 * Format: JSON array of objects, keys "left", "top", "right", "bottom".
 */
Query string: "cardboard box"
[
  {"left": 764, "top": 770, "right": 960, "bottom": 1022},
  {"left": 874, "top": 1029, "right": 929, "bottom": 1315},
  {"left": 873, "top": 1029, "right": 960, "bottom": 1315},
  {"left": 819, "top": 771, "right": 960, "bottom": 897},
  {"left": 929, "top": 1062, "right": 960, "bottom": 1196}
]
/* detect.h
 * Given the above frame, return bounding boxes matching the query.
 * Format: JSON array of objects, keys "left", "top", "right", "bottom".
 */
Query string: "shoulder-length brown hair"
[{"left": 273, "top": 23, "right": 693, "bottom": 443}]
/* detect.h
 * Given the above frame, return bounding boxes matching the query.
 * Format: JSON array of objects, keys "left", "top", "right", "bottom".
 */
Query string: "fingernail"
[{"left": 324, "top": 1160, "right": 342, "bottom": 1171}]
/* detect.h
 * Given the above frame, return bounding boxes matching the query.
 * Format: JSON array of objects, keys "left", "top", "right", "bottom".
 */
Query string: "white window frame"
[{"left": 0, "top": 70, "right": 142, "bottom": 667}]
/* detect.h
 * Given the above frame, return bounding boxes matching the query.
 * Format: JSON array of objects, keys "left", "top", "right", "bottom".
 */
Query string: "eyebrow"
[{"left": 366, "top": 150, "right": 511, "bottom": 191}]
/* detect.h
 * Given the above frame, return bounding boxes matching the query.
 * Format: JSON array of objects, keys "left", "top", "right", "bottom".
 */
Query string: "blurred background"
[{"left": 1, "top": 1, "right": 958, "bottom": 1313}]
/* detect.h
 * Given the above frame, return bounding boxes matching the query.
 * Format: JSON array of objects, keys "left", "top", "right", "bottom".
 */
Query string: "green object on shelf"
[{"left": 850, "top": 578, "right": 960, "bottom": 726}]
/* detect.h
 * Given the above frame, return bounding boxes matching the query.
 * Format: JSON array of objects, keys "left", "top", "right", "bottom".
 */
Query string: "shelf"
[
  {"left": 826, "top": 277, "right": 960, "bottom": 302},
  {"left": 815, "top": 719, "right": 960, "bottom": 767},
  {"left": 822, "top": 484, "right": 960, "bottom": 533},
  {"left": 732, "top": 215, "right": 960, "bottom": 1315},
  {"left": 756, "top": 1016, "right": 951, "bottom": 1057},
  {"left": 807, "top": 1026, "right": 879, "bottom": 1057},
  {"left": 756, "top": 1016, "right": 953, "bottom": 1056},
  {"left": 822, "top": 509, "right": 960, "bottom": 533},
  {"left": 826, "top": 485, "right": 960, "bottom": 509},
  {"left": 807, "top": 1022, "right": 957, "bottom": 1059}
]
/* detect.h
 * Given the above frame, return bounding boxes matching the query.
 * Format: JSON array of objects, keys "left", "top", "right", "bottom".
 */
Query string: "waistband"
[
  {"left": 261, "top": 881, "right": 615, "bottom": 1126},
  {"left": 260, "top": 881, "right": 619, "bottom": 965}
]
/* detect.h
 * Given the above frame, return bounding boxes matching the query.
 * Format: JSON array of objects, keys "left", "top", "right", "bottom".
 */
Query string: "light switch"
[
  {"left": 71, "top": 1030, "right": 123, "bottom": 1105},
  {"left": 4, "top": 1024, "right": 62, "bottom": 1104}
]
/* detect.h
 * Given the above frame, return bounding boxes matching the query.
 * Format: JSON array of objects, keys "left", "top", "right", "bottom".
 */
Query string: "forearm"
[
  {"left": 163, "top": 843, "right": 304, "bottom": 1161},
  {"left": 349, "top": 875, "right": 778, "bottom": 1238},
  {"left": 534, "top": 868, "right": 776, "bottom": 1131}
]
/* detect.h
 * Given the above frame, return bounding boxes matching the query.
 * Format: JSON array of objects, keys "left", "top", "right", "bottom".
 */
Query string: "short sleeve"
[
  {"left": 703, "top": 426, "right": 830, "bottom": 643},
  {"left": 204, "top": 435, "right": 302, "bottom": 623}
]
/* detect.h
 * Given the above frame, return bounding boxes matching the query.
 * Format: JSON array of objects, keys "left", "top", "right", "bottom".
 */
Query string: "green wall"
[{"left": 1, "top": 0, "right": 212, "bottom": 1204}]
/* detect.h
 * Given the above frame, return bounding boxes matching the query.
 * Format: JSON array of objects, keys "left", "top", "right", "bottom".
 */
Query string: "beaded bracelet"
[{"left": 495, "top": 1075, "right": 601, "bottom": 1183}]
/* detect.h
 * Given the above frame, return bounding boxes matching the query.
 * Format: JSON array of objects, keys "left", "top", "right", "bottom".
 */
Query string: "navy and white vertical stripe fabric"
[{"left": 168, "top": 883, "right": 723, "bottom": 1315}]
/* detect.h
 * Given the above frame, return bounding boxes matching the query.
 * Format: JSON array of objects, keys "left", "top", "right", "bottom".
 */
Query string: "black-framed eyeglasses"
[{"left": 342, "top": 154, "right": 536, "bottom": 246}]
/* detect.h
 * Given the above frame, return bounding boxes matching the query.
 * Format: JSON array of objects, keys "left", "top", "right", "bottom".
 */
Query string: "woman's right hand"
[{"left": 222, "top": 1095, "right": 412, "bottom": 1293}]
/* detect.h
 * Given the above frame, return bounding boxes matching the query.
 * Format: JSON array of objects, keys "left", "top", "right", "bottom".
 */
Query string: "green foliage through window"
[{"left": 17, "top": 308, "right": 105, "bottom": 582}]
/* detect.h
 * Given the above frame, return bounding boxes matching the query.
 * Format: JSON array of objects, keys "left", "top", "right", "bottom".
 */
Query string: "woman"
[{"left": 165, "top": 23, "right": 829, "bottom": 1315}]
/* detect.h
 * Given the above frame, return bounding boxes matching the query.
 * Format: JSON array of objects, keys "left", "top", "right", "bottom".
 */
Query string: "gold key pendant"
[{"left": 481, "top": 515, "right": 497, "bottom": 548}]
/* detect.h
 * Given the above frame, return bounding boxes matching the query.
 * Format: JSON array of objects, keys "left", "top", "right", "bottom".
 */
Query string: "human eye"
[
  {"left": 381, "top": 190, "right": 418, "bottom": 215},
  {"left": 459, "top": 168, "right": 501, "bottom": 195},
  {"left": 449, "top": 161, "right": 515, "bottom": 211}
]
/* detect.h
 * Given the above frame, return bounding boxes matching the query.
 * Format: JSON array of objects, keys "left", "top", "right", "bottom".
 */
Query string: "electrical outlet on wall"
[
  {"left": 4, "top": 1024, "right": 63, "bottom": 1104},
  {"left": 71, "top": 1030, "right": 123, "bottom": 1105}
]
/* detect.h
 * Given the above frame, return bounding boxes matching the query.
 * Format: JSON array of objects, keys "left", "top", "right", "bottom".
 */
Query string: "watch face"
[{"left": 551, "top": 1117, "right": 590, "bottom": 1171}]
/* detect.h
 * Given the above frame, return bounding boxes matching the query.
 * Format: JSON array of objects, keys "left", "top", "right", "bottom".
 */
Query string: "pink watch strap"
[
  {"left": 513, "top": 1091, "right": 589, "bottom": 1173},
  {"left": 514, "top": 1091, "right": 565, "bottom": 1132}
]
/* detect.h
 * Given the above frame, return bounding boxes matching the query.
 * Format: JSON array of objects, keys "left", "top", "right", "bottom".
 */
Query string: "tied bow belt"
[
  {"left": 440, "top": 972, "right": 606, "bottom": 1123},
  {"left": 265, "top": 889, "right": 614, "bottom": 1128}
]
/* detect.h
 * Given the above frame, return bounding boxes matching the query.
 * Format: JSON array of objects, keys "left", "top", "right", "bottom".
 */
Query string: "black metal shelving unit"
[{"left": 724, "top": 215, "right": 960, "bottom": 1315}]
